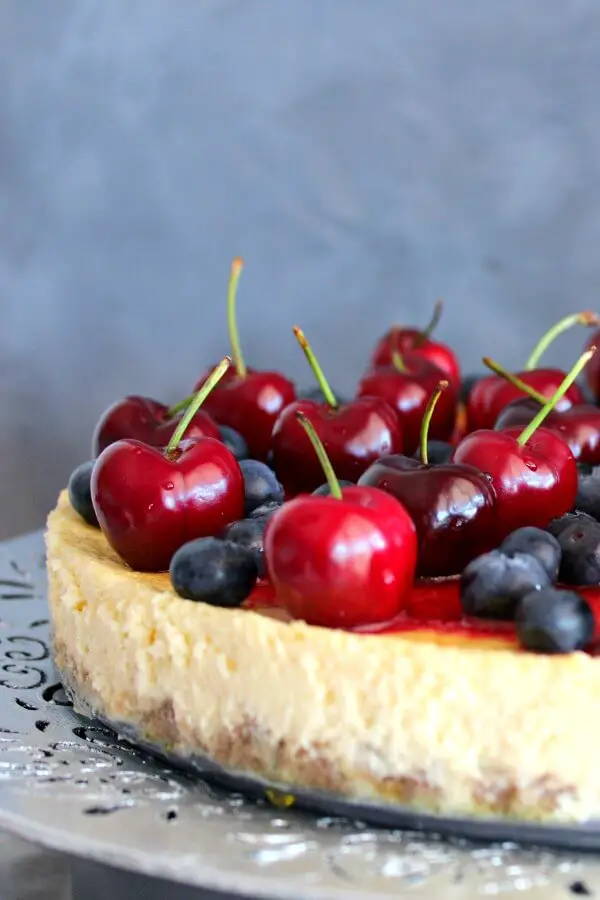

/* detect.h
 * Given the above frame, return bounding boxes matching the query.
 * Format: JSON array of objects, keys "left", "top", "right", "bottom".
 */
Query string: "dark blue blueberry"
[
  {"left": 239, "top": 459, "right": 284, "bottom": 516},
  {"left": 249, "top": 500, "right": 283, "bottom": 520},
  {"left": 547, "top": 510, "right": 598, "bottom": 539},
  {"left": 218, "top": 425, "right": 248, "bottom": 461},
  {"left": 460, "top": 373, "right": 485, "bottom": 404},
  {"left": 299, "top": 386, "right": 349, "bottom": 405},
  {"left": 460, "top": 550, "right": 550, "bottom": 619},
  {"left": 551, "top": 514, "right": 600, "bottom": 585},
  {"left": 170, "top": 537, "right": 257, "bottom": 607},
  {"left": 68, "top": 461, "right": 99, "bottom": 527},
  {"left": 574, "top": 469, "right": 600, "bottom": 521},
  {"left": 222, "top": 517, "right": 269, "bottom": 577},
  {"left": 313, "top": 480, "right": 354, "bottom": 496},
  {"left": 516, "top": 588, "right": 594, "bottom": 654},
  {"left": 577, "top": 462, "right": 595, "bottom": 477},
  {"left": 500, "top": 527, "right": 561, "bottom": 581},
  {"left": 412, "top": 440, "right": 453, "bottom": 466}
]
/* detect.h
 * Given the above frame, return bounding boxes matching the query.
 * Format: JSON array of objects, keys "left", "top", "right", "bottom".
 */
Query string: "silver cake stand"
[{"left": 1, "top": 531, "right": 600, "bottom": 900}]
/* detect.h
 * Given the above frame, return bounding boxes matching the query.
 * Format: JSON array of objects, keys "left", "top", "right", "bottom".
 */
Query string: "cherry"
[
  {"left": 370, "top": 301, "right": 461, "bottom": 384},
  {"left": 357, "top": 348, "right": 457, "bottom": 455},
  {"left": 466, "top": 312, "right": 598, "bottom": 432},
  {"left": 92, "top": 358, "right": 245, "bottom": 572},
  {"left": 495, "top": 395, "right": 600, "bottom": 465},
  {"left": 271, "top": 327, "right": 402, "bottom": 495},
  {"left": 265, "top": 412, "right": 417, "bottom": 628},
  {"left": 452, "top": 349, "right": 594, "bottom": 537},
  {"left": 358, "top": 382, "right": 498, "bottom": 576},
  {"left": 189, "top": 259, "right": 296, "bottom": 460},
  {"left": 584, "top": 327, "right": 600, "bottom": 401},
  {"left": 92, "top": 396, "right": 220, "bottom": 457}
]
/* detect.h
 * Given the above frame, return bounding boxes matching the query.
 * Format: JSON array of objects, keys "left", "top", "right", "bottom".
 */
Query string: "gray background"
[{"left": 2, "top": 0, "right": 600, "bottom": 539}]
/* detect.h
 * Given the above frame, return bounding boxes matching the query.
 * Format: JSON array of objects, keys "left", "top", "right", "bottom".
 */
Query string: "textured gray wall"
[{"left": 2, "top": 0, "right": 600, "bottom": 538}]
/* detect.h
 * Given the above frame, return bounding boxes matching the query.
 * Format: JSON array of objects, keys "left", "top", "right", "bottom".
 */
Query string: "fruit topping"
[
  {"left": 359, "top": 382, "right": 498, "bottom": 576},
  {"left": 92, "top": 358, "right": 245, "bottom": 572},
  {"left": 466, "top": 312, "right": 597, "bottom": 432},
  {"left": 453, "top": 349, "right": 593, "bottom": 537},
  {"left": 222, "top": 516, "right": 270, "bottom": 578},
  {"left": 499, "top": 527, "right": 561, "bottom": 582},
  {"left": 412, "top": 440, "right": 453, "bottom": 465},
  {"left": 68, "top": 461, "right": 99, "bottom": 527},
  {"left": 549, "top": 513, "right": 600, "bottom": 586},
  {"left": 170, "top": 537, "right": 258, "bottom": 607},
  {"left": 265, "top": 412, "right": 417, "bottom": 628},
  {"left": 370, "top": 301, "right": 461, "bottom": 385},
  {"left": 271, "top": 327, "right": 402, "bottom": 495},
  {"left": 218, "top": 425, "right": 248, "bottom": 461},
  {"left": 239, "top": 459, "right": 285, "bottom": 516},
  {"left": 357, "top": 348, "right": 457, "bottom": 455},
  {"left": 191, "top": 260, "right": 296, "bottom": 460},
  {"left": 249, "top": 500, "right": 283, "bottom": 520},
  {"left": 460, "top": 550, "right": 551, "bottom": 619},
  {"left": 575, "top": 468, "right": 600, "bottom": 521},
  {"left": 516, "top": 588, "right": 594, "bottom": 654},
  {"left": 313, "top": 479, "right": 354, "bottom": 496}
]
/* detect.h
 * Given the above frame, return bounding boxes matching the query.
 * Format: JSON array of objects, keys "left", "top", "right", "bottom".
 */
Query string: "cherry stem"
[
  {"left": 391, "top": 350, "right": 407, "bottom": 373},
  {"left": 524, "top": 311, "right": 599, "bottom": 370},
  {"left": 165, "top": 357, "right": 231, "bottom": 455},
  {"left": 295, "top": 411, "right": 342, "bottom": 500},
  {"left": 415, "top": 300, "right": 443, "bottom": 347},
  {"left": 420, "top": 381, "right": 449, "bottom": 465},
  {"left": 482, "top": 357, "right": 547, "bottom": 404},
  {"left": 517, "top": 347, "right": 596, "bottom": 447},
  {"left": 292, "top": 327, "right": 338, "bottom": 408},
  {"left": 167, "top": 393, "right": 195, "bottom": 418},
  {"left": 227, "top": 257, "right": 247, "bottom": 378}
]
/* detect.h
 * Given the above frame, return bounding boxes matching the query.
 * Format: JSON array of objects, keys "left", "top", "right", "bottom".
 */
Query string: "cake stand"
[{"left": 0, "top": 529, "right": 599, "bottom": 900}]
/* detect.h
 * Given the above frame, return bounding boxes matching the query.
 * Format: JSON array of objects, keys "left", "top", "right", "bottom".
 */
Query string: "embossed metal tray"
[{"left": 0, "top": 529, "right": 600, "bottom": 899}]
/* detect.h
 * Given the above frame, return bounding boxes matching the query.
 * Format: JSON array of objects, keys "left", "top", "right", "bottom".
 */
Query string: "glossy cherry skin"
[
  {"left": 466, "top": 370, "right": 583, "bottom": 433},
  {"left": 495, "top": 398, "right": 600, "bottom": 465},
  {"left": 92, "top": 396, "right": 220, "bottom": 457},
  {"left": 193, "top": 366, "right": 296, "bottom": 462},
  {"left": 264, "top": 485, "right": 417, "bottom": 628},
  {"left": 585, "top": 329, "right": 600, "bottom": 401},
  {"left": 91, "top": 437, "right": 244, "bottom": 572},
  {"left": 452, "top": 426, "right": 578, "bottom": 538},
  {"left": 357, "top": 355, "right": 457, "bottom": 455},
  {"left": 370, "top": 328, "right": 460, "bottom": 385},
  {"left": 358, "top": 455, "right": 498, "bottom": 577},
  {"left": 271, "top": 398, "right": 403, "bottom": 496}
]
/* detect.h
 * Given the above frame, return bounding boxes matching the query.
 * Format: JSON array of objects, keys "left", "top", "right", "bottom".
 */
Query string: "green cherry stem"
[
  {"left": 295, "top": 412, "right": 343, "bottom": 500},
  {"left": 420, "top": 380, "right": 449, "bottom": 465},
  {"left": 482, "top": 357, "right": 547, "bottom": 404},
  {"left": 524, "top": 311, "right": 599, "bottom": 371},
  {"left": 415, "top": 299, "right": 443, "bottom": 347},
  {"left": 517, "top": 347, "right": 596, "bottom": 447},
  {"left": 165, "top": 357, "right": 231, "bottom": 455},
  {"left": 391, "top": 350, "right": 408, "bottom": 373},
  {"left": 292, "top": 327, "right": 338, "bottom": 408},
  {"left": 227, "top": 257, "right": 247, "bottom": 378},
  {"left": 167, "top": 393, "right": 195, "bottom": 418}
]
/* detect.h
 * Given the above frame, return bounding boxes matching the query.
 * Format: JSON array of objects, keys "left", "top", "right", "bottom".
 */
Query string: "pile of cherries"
[{"left": 67, "top": 259, "right": 600, "bottom": 655}]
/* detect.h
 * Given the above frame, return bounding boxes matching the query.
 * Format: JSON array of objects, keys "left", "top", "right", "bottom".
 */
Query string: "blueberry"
[
  {"left": 460, "top": 373, "right": 485, "bottom": 404},
  {"left": 170, "top": 537, "right": 257, "bottom": 607},
  {"left": 249, "top": 500, "right": 283, "bottom": 520},
  {"left": 552, "top": 515, "right": 600, "bottom": 585},
  {"left": 516, "top": 588, "right": 594, "bottom": 654},
  {"left": 460, "top": 550, "right": 550, "bottom": 619},
  {"left": 239, "top": 459, "right": 284, "bottom": 516},
  {"left": 547, "top": 510, "right": 598, "bottom": 539},
  {"left": 577, "top": 462, "right": 595, "bottom": 477},
  {"left": 575, "top": 469, "right": 600, "bottom": 521},
  {"left": 67, "top": 461, "right": 99, "bottom": 527},
  {"left": 222, "top": 517, "right": 269, "bottom": 577},
  {"left": 500, "top": 527, "right": 561, "bottom": 581},
  {"left": 219, "top": 425, "right": 248, "bottom": 461},
  {"left": 299, "top": 386, "right": 349, "bottom": 405},
  {"left": 313, "top": 480, "right": 354, "bottom": 496},
  {"left": 412, "top": 440, "right": 453, "bottom": 466}
]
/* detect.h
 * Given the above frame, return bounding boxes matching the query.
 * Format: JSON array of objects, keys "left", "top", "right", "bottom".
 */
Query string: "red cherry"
[
  {"left": 91, "top": 359, "right": 244, "bottom": 571},
  {"left": 359, "top": 382, "right": 498, "bottom": 576},
  {"left": 92, "top": 396, "right": 220, "bottom": 457},
  {"left": 466, "top": 312, "right": 598, "bottom": 432},
  {"left": 584, "top": 328, "right": 600, "bottom": 401},
  {"left": 453, "top": 349, "right": 594, "bottom": 536},
  {"left": 356, "top": 350, "right": 457, "bottom": 454},
  {"left": 189, "top": 260, "right": 295, "bottom": 460},
  {"left": 370, "top": 301, "right": 461, "bottom": 384},
  {"left": 495, "top": 397, "right": 600, "bottom": 465},
  {"left": 265, "top": 413, "right": 417, "bottom": 628},
  {"left": 271, "top": 327, "right": 402, "bottom": 494}
]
